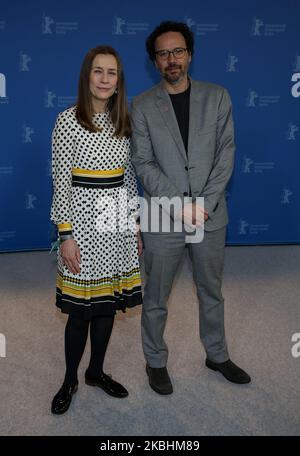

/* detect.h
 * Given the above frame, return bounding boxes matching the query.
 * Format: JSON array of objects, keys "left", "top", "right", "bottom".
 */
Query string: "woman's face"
[{"left": 89, "top": 53, "right": 118, "bottom": 104}]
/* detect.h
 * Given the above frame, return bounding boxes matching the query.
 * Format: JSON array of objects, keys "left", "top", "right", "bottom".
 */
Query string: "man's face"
[{"left": 154, "top": 31, "right": 191, "bottom": 85}]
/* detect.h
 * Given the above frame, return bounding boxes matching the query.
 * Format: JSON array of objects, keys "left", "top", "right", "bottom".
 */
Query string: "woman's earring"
[{"left": 114, "top": 89, "right": 118, "bottom": 94}]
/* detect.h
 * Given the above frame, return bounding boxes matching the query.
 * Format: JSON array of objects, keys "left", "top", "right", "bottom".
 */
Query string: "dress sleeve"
[
  {"left": 50, "top": 111, "right": 75, "bottom": 239},
  {"left": 123, "top": 141, "right": 140, "bottom": 224}
]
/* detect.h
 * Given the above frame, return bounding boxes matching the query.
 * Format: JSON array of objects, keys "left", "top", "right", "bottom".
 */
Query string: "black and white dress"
[{"left": 50, "top": 106, "right": 142, "bottom": 319}]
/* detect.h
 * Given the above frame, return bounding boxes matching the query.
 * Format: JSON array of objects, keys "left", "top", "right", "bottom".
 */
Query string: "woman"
[{"left": 50, "top": 45, "right": 143, "bottom": 415}]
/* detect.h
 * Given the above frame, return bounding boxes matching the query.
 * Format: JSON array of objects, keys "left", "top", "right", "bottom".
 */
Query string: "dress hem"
[{"left": 56, "top": 290, "right": 142, "bottom": 320}]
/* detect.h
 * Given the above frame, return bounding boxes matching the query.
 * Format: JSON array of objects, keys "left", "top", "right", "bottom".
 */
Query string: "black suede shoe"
[
  {"left": 206, "top": 358, "right": 251, "bottom": 384},
  {"left": 51, "top": 383, "right": 78, "bottom": 415},
  {"left": 85, "top": 371, "right": 128, "bottom": 398},
  {"left": 146, "top": 364, "right": 173, "bottom": 395}
]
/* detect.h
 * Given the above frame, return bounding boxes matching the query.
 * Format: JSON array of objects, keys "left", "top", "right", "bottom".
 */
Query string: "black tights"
[{"left": 63, "top": 314, "right": 115, "bottom": 386}]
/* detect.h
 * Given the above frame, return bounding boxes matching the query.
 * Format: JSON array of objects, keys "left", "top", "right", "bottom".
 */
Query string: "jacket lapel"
[
  {"left": 187, "top": 78, "right": 200, "bottom": 158},
  {"left": 155, "top": 81, "right": 187, "bottom": 163}
]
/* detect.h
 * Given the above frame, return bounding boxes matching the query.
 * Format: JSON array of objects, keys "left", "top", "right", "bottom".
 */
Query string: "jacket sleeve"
[
  {"left": 131, "top": 100, "right": 182, "bottom": 200},
  {"left": 131, "top": 100, "right": 186, "bottom": 222},
  {"left": 50, "top": 112, "right": 74, "bottom": 238},
  {"left": 201, "top": 88, "right": 235, "bottom": 218}
]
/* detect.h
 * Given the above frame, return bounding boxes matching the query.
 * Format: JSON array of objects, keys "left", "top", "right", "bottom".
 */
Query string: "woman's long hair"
[{"left": 76, "top": 45, "right": 131, "bottom": 137}]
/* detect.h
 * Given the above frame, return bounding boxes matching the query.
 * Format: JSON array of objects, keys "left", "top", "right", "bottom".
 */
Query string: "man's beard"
[{"left": 163, "top": 64, "right": 186, "bottom": 85}]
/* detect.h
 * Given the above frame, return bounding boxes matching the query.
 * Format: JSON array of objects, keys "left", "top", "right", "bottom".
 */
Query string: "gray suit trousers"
[{"left": 141, "top": 227, "right": 229, "bottom": 367}]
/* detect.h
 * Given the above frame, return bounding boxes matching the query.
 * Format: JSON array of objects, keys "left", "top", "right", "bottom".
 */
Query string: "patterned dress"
[{"left": 50, "top": 106, "right": 142, "bottom": 319}]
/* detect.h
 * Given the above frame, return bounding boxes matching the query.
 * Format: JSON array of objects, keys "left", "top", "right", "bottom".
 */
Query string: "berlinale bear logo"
[{"left": 0, "top": 73, "right": 6, "bottom": 98}]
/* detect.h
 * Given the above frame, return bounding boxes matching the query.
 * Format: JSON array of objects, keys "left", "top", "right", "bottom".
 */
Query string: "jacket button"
[
  {"left": 185, "top": 166, "right": 188, "bottom": 171},
  {"left": 183, "top": 192, "right": 188, "bottom": 196}
]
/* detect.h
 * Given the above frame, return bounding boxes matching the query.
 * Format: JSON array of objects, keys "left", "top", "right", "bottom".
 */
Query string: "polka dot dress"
[{"left": 50, "top": 106, "right": 142, "bottom": 319}]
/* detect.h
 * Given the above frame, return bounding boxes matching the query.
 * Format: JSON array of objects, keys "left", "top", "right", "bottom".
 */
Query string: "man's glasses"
[{"left": 155, "top": 47, "right": 187, "bottom": 60}]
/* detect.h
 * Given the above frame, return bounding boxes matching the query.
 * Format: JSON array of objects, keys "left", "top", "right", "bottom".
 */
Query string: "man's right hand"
[
  {"left": 180, "top": 202, "right": 208, "bottom": 228},
  {"left": 60, "top": 239, "right": 81, "bottom": 275}
]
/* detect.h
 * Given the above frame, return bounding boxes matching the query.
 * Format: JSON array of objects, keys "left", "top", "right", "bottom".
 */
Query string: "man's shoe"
[
  {"left": 85, "top": 371, "right": 128, "bottom": 398},
  {"left": 206, "top": 358, "right": 251, "bottom": 384},
  {"left": 51, "top": 383, "right": 78, "bottom": 415},
  {"left": 146, "top": 364, "right": 173, "bottom": 395}
]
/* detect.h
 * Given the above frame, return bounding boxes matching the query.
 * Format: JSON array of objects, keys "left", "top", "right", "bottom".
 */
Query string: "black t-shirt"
[{"left": 169, "top": 83, "right": 191, "bottom": 154}]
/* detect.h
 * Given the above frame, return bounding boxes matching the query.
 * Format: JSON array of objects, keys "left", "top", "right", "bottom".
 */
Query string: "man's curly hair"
[{"left": 146, "top": 21, "right": 194, "bottom": 62}]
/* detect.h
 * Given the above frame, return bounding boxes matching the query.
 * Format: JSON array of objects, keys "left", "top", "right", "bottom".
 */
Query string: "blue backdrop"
[{"left": 1, "top": 0, "right": 299, "bottom": 252}]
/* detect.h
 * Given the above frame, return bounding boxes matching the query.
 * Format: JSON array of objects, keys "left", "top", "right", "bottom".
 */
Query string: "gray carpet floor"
[{"left": 0, "top": 245, "right": 299, "bottom": 436}]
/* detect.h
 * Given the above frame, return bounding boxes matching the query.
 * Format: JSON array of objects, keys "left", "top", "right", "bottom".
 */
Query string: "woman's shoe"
[
  {"left": 51, "top": 383, "right": 78, "bottom": 415},
  {"left": 85, "top": 371, "right": 128, "bottom": 398}
]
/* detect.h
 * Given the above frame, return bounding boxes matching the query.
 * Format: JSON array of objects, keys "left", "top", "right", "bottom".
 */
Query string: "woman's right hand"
[{"left": 60, "top": 239, "right": 81, "bottom": 275}]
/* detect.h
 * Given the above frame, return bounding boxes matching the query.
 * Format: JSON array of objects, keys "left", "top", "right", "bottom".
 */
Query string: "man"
[{"left": 131, "top": 21, "right": 251, "bottom": 395}]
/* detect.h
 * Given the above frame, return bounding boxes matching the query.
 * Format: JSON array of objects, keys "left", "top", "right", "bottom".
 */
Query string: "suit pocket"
[{"left": 198, "top": 123, "right": 217, "bottom": 136}]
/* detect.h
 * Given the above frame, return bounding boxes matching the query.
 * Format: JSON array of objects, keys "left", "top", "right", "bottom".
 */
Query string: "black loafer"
[
  {"left": 51, "top": 383, "right": 78, "bottom": 415},
  {"left": 206, "top": 358, "right": 251, "bottom": 384},
  {"left": 146, "top": 364, "right": 173, "bottom": 395},
  {"left": 85, "top": 371, "right": 128, "bottom": 398}
]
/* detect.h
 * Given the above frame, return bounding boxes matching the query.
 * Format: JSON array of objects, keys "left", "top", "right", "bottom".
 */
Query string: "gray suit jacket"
[{"left": 131, "top": 77, "right": 235, "bottom": 232}]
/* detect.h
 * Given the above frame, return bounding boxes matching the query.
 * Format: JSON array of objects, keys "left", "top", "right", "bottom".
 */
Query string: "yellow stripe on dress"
[
  {"left": 57, "top": 222, "right": 72, "bottom": 233},
  {"left": 57, "top": 274, "right": 141, "bottom": 300},
  {"left": 72, "top": 167, "right": 124, "bottom": 178}
]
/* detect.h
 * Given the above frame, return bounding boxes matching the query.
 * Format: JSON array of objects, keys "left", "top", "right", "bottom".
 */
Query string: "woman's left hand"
[{"left": 137, "top": 228, "right": 143, "bottom": 256}]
